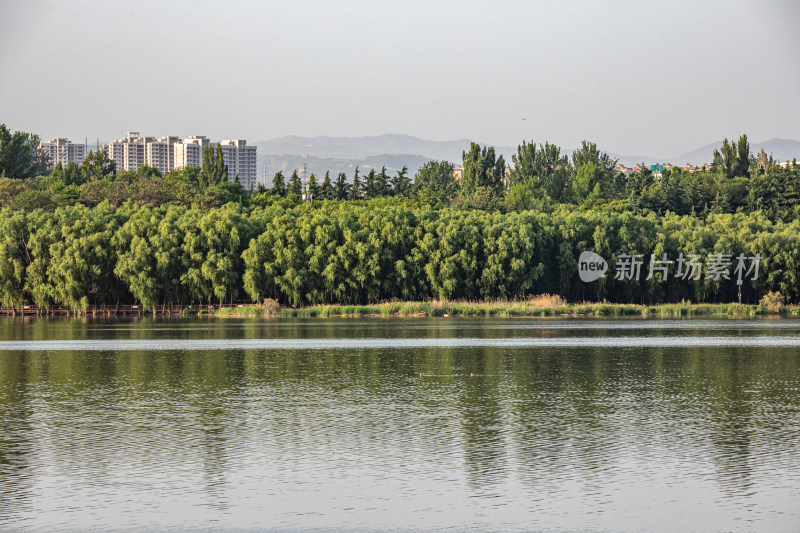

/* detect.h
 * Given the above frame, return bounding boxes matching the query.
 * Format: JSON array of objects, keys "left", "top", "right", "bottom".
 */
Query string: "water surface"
[{"left": 0, "top": 318, "right": 798, "bottom": 532}]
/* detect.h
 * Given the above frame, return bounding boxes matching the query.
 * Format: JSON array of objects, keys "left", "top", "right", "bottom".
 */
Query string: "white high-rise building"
[
  {"left": 39, "top": 138, "right": 87, "bottom": 169},
  {"left": 218, "top": 139, "right": 258, "bottom": 190},
  {"left": 146, "top": 136, "right": 180, "bottom": 173},
  {"left": 173, "top": 136, "right": 210, "bottom": 170},
  {"left": 99, "top": 134, "right": 256, "bottom": 185},
  {"left": 104, "top": 132, "right": 152, "bottom": 171}
]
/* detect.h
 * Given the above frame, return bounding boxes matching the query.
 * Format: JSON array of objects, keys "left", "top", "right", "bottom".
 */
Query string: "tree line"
[
  {"left": 2, "top": 124, "right": 800, "bottom": 308},
  {"left": 1, "top": 200, "right": 799, "bottom": 309},
  {"left": 2, "top": 124, "right": 798, "bottom": 223}
]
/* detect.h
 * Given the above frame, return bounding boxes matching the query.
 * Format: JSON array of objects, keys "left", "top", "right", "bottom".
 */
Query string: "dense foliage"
[
  {"left": 1, "top": 126, "right": 799, "bottom": 309},
  {"left": 1, "top": 200, "right": 799, "bottom": 309},
  {"left": 0, "top": 125, "right": 47, "bottom": 179}
]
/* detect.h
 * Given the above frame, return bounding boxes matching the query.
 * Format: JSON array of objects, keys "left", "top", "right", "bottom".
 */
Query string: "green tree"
[
  {"left": 306, "top": 173, "right": 319, "bottom": 201},
  {"left": 377, "top": 166, "right": 390, "bottom": 196},
  {"left": 113, "top": 205, "right": 162, "bottom": 309},
  {"left": 335, "top": 172, "right": 349, "bottom": 200},
  {"left": 201, "top": 145, "right": 215, "bottom": 188},
  {"left": 573, "top": 163, "right": 612, "bottom": 204},
  {"left": 0, "top": 210, "right": 29, "bottom": 307},
  {"left": 350, "top": 167, "right": 362, "bottom": 200},
  {"left": 51, "top": 161, "right": 84, "bottom": 186},
  {"left": 736, "top": 134, "right": 750, "bottom": 178},
  {"left": 80, "top": 150, "right": 116, "bottom": 182},
  {"left": 571, "top": 140, "right": 616, "bottom": 173},
  {"left": 364, "top": 168, "right": 377, "bottom": 198},
  {"left": 271, "top": 170, "right": 286, "bottom": 197},
  {"left": 509, "top": 140, "right": 569, "bottom": 200},
  {"left": 460, "top": 143, "right": 505, "bottom": 197},
  {"left": 713, "top": 135, "right": 750, "bottom": 179},
  {"left": 215, "top": 143, "right": 228, "bottom": 184},
  {"left": 0, "top": 125, "right": 46, "bottom": 179},
  {"left": 320, "top": 171, "right": 334, "bottom": 200},
  {"left": 288, "top": 170, "right": 302, "bottom": 196},
  {"left": 391, "top": 165, "right": 412, "bottom": 197},
  {"left": 48, "top": 203, "right": 123, "bottom": 311},
  {"left": 413, "top": 160, "right": 455, "bottom": 203},
  {"left": 136, "top": 164, "right": 162, "bottom": 179}
]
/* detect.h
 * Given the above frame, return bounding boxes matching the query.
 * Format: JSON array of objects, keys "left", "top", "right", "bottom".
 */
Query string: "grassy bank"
[{"left": 213, "top": 295, "right": 798, "bottom": 318}]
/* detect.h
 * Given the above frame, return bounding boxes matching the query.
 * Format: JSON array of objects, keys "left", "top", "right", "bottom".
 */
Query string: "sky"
[{"left": 1, "top": 0, "right": 798, "bottom": 157}]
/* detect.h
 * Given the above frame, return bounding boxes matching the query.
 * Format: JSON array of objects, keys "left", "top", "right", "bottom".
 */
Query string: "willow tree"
[{"left": 0, "top": 209, "right": 28, "bottom": 307}]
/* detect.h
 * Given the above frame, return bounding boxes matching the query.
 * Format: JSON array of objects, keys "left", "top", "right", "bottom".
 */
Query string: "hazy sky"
[{"left": 1, "top": 0, "right": 798, "bottom": 156}]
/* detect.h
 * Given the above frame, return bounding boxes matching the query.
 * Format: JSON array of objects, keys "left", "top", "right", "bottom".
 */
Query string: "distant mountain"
[
  {"left": 669, "top": 138, "right": 800, "bottom": 166},
  {"left": 255, "top": 134, "right": 516, "bottom": 163},
  {"left": 254, "top": 134, "right": 517, "bottom": 184},
  {"left": 256, "top": 134, "right": 468, "bottom": 162},
  {"left": 253, "top": 134, "right": 800, "bottom": 180},
  {"left": 255, "top": 153, "right": 432, "bottom": 186},
  {"left": 607, "top": 153, "right": 663, "bottom": 168},
  {"left": 615, "top": 138, "right": 800, "bottom": 167}
]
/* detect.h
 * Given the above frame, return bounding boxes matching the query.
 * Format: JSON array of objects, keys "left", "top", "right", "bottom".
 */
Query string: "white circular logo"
[{"left": 578, "top": 251, "right": 608, "bottom": 282}]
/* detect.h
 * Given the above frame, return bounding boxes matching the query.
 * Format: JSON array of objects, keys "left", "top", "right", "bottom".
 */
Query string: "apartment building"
[
  {"left": 218, "top": 139, "right": 258, "bottom": 190},
  {"left": 104, "top": 132, "right": 153, "bottom": 171},
  {"left": 39, "top": 138, "right": 87, "bottom": 169},
  {"left": 146, "top": 136, "right": 181, "bottom": 173},
  {"left": 173, "top": 136, "right": 210, "bottom": 170},
  {"left": 105, "top": 132, "right": 185, "bottom": 173},
  {"left": 98, "top": 133, "right": 257, "bottom": 186}
]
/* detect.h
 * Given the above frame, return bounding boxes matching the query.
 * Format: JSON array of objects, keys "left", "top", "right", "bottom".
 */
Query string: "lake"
[{"left": 0, "top": 317, "right": 798, "bottom": 532}]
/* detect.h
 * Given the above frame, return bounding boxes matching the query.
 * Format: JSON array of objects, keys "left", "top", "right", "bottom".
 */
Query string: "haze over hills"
[
  {"left": 254, "top": 134, "right": 513, "bottom": 162},
  {"left": 253, "top": 134, "right": 514, "bottom": 182},
  {"left": 257, "top": 153, "right": 431, "bottom": 185},
  {"left": 665, "top": 138, "right": 800, "bottom": 168},
  {"left": 253, "top": 134, "right": 800, "bottom": 183}
]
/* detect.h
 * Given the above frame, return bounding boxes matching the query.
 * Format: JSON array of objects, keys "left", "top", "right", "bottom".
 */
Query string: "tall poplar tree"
[
  {"left": 335, "top": 172, "right": 349, "bottom": 199},
  {"left": 271, "top": 170, "right": 286, "bottom": 197},
  {"left": 321, "top": 170, "right": 334, "bottom": 200},
  {"left": 215, "top": 143, "right": 228, "bottom": 184},
  {"left": 350, "top": 167, "right": 362, "bottom": 200},
  {"left": 713, "top": 135, "right": 749, "bottom": 178},
  {"left": 364, "top": 168, "right": 377, "bottom": 198},
  {"left": 307, "top": 173, "right": 319, "bottom": 201},
  {"left": 201, "top": 146, "right": 215, "bottom": 189},
  {"left": 288, "top": 170, "right": 302, "bottom": 196},
  {"left": 460, "top": 143, "right": 505, "bottom": 196}
]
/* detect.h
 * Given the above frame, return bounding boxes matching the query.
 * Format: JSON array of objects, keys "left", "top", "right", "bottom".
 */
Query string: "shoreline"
[
  {"left": 3, "top": 300, "right": 796, "bottom": 320},
  {"left": 213, "top": 300, "right": 796, "bottom": 318}
]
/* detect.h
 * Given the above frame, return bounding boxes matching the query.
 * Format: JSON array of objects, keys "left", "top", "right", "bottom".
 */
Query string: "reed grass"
[{"left": 212, "top": 295, "right": 789, "bottom": 318}]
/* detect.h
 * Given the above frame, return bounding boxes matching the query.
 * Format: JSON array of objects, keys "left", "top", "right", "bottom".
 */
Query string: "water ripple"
[{"left": 2, "top": 335, "right": 800, "bottom": 351}]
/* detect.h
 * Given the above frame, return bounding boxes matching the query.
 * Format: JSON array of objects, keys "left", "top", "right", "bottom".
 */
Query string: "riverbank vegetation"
[
  {"left": 1, "top": 201, "right": 800, "bottom": 310},
  {"left": 209, "top": 293, "right": 800, "bottom": 318},
  {"left": 2, "top": 125, "right": 799, "bottom": 311}
]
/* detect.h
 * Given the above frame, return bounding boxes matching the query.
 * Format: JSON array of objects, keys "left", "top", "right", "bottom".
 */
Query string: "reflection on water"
[{"left": 0, "top": 318, "right": 799, "bottom": 532}]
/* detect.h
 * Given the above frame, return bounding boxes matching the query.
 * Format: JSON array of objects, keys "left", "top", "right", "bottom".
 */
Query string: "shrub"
[
  {"left": 759, "top": 291, "right": 784, "bottom": 314},
  {"left": 261, "top": 298, "right": 280, "bottom": 316},
  {"left": 527, "top": 294, "right": 567, "bottom": 308}
]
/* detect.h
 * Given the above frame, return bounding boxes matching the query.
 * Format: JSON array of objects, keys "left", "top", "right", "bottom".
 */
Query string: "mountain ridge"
[{"left": 253, "top": 134, "right": 800, "bottom": 181}]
